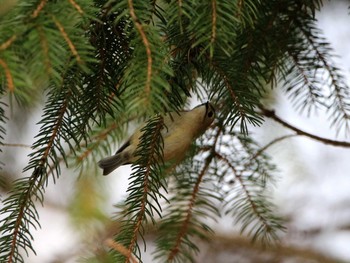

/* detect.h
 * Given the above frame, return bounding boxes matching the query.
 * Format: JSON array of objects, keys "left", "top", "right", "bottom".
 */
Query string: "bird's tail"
[{"left": 98, "top": 153, "right": 127, "bottom": 175}]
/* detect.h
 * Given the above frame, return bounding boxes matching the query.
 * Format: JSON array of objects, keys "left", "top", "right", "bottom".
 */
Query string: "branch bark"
[{"left": 259, "top": 106, "right": 350, "bottom": 148}]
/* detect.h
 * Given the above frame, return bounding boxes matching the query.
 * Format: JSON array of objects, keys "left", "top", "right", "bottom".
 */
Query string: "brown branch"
[
  {"left": 67, "top": 0, "right": 83, "bottom": 14},
  {"left": 259, "top": 106, "right": 350, "bottom": 148},
  {"left": 128, "top": 0, "right": 152, "bottom": 97},
  {"left": 167, "top": 127, "right": 221, "bottom": 261},
  {"left": 297, "top": 20, "right": 341, "bottom": 94},
  {"left": 294, "top": 19, "right": 350, "bottom": 132},
  {"left": 167, "top": 154, "right": 213, "bottom": 261},
  {"left": 250, "top": 134, "right": 298, "bottom": 161},
  {"left": 126, "top": 118, "right": 164, "bottom": 263},
  {"left": 52, "top": 16, "right": 82, "bottom": 64},
  {"left": 209, "top": 61, "right": 246, "bottom": 122},
  {"left": 77, "top": 122, "right": 118, "bottom": 162},
  {"left": 237, "top": 0, "right": 243, "bottom": 12},
  {"left": 177, "top": 0, "right": 183, "bottom": 33},
  {"left": 0, "top": 58, "right": 14, "bottom": 92},
  {"left": 0, "top": 35, "right": 17, "bottom": 50},
  {"left": 105, "top": 239, "right": 138, "bottom": 263},
  {"left": 124, "top": 222, "right": 343, "bottom": 263},
  {"left": 214, "top": 152, "right": 272, "bottom": 235},
  {"left": 76, "top": 114, "right": 139, "bottom": 163},
  {"left": 210, "top": 0, "right": 217, "bottom": 55},
  {"left": 3, "top": 143, "right": 32, "bottom": 148},
  {"left": 37, "top": 26, "right": 51, "bottom": 75},
  {"left": 49, "top": 114, "right": 136, "bottom": 175},
  {"left": 204, "top": 234, "right": 343, "bottom": 263},
  {"left": 288, "top": 50, "right": 319, "bottom": 106},
  {"left": 9, "top": 190, "right": 32, "bottom": 263},
  {"left": 31, "top": 0, "right": 47, "bottom": 18},
  {"left": 41, "top": 100, "right": 68, "bottom": 165},
  {"left": 8, "top": 94, "right": 69, "bottom": 263}
]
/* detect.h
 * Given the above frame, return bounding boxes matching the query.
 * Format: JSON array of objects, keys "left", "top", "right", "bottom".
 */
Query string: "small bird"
[{"left": 98, "top": 102, "right": 215, "bottom": 175}]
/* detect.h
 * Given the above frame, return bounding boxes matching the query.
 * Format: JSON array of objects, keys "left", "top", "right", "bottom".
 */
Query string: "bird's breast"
[{"left": 162, "top": 132, "right": 192, "bottom": 162}]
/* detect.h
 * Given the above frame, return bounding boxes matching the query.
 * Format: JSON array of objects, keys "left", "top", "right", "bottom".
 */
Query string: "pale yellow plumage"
[{"left": 98, "top": 102, "right": 215, "bottom": 175}]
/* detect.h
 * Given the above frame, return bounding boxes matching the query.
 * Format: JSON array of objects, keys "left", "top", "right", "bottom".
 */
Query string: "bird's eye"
[{"left": 207, "top": 111, "right": 214, "bottom": 118}]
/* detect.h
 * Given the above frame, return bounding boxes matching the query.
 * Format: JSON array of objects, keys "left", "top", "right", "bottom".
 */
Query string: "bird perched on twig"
[{"left": 98, "top": 102, "right": 215, "bottom": 175}]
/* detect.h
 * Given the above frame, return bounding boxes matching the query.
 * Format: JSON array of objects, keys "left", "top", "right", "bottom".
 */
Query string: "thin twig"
[
  {"left": 167, "top": 154, "right": 213, "bottom": 261},
  {"left": 167, "top": 127, "right": 221, "bottom": 260},
  {"left": 259, "top": 106, "right": 350, "bottom": 148},
  {"left": 0, "top": 35, "right": 17, "bottom": 50},
  {"left": 250, "top": 134, "right": 298, "bottom": 160},
  {"left": 31, "top": 0, "right": 47, "bottom": 18},
  {"left": 0, "top": 58, "right": 14, "bottom": 92},
  {"left": 52, "top": 16, "right": 82, "bottom": 63},
  {"left": 37, "top": 26, "right": 51, "bottom": 75},
  {"left": 3, "top": 143, "right": 32, "bottom": 148},
  {"left": 105, "top": 239, "right": 138, "bottom": 263},
  {"left": 210, "top": 0, "right": 217, "bottom": 55},
  {"left": 67, "top": 0, "right": 83, "bottom": 14},
  {"left": 126, "top": 118, "right": 164, "bottom": 263},
  {"left": 7, "top": 93, "right": 69, "bottom": 263},
  {"left": 128, "top": 0, "right": 152, "bottom": 97},
  {"left": 209, "top": 61, "right": 246, "bottom": 125},
  {"left": 214, "top": 151, "right": 271, "bottom": 236}
]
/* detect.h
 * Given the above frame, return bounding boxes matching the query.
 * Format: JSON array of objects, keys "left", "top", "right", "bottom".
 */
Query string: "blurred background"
[{"left": 1, "top": 1, "right": 350, "bottom": 262}]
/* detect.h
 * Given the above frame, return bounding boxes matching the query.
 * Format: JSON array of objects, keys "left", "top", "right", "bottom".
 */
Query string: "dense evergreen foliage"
[{"left": 1, "top": 1, "right": 349, "bottom": 262}]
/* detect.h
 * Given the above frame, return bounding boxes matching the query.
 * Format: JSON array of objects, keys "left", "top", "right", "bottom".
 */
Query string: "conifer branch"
[
  {"left": 215, "top": 149, "right": 281, "bottom": 242},
  {"left": 110, "top": 116, "right": 166, "bottom": 262},
  {"left": 155, "top": 128, "right": 222, "bottom": 262},
  {"left": 41, "top": 100, "right": 68, "bottom": 163},
  {"left": 250, "top": 134, "right": 297, "bottom": 161},
  {"left": 31, "top": 0, "right": 47, "bottom": 19},
  {"left": 105, "top": 239, "right": 138, "bottom": 263},
  {"left": 37, "top": 26, "right": 51, "bottom": 75},
  {"left": 0, "top": 59, "right": 14, "bottom": 92},
  {"left": 223, "top": 77, "right": 244, "bottom": 119},
  {"left": 77, "top": 122, "right": 117, "bottom": 162},
  {"left": 210, "top": 0, "right": 217, "bottom": 53},
  {"left": 128, "top": 0, "right": 152, "bottom": 97},
  {"left": 2, "top": 2, "right": 350, "bottom": 262},
  {"left": 3, "top": 92, "right": 69, "bottom": 263},
  {"left": 209, "top": 61, "right": 246, "bottom": 124},
  {"left": 283, "top": 16, "right": 350, "bottom": 132},
  {"left": 176, "top": 0, "right": 183, "bottom": 29},
  {"left": 167, "top": 154, "right": 212, "bottom": 261},
  {"left": 260, "top": 106, "right": 350, "bottom": 148},
  {"left": 296, "top": 20, "right": 345, "bottom": 102},
  {"left": 288, "top": 51, "right": 320, "bottom": 109},
  {"left": 126, "top": 119, "right": 164, "bottom": 261},
  {"left": 3, "top": 143, "right": 32, "bottom": 148},
  {"left": 68, "top": 0, "right": 83, "bottom": 14},
  {"left": 48, "top": 121, "right": 121, "bottom": 176},
  {"left": 52, "top": 16, "right": 82, "bottom": 64},
  {"left": 215, "top": 153, "right": 270, "bottom": 229},
  {"left": 0, "top": 35, "right": 16, "bottom": 50},
  {"left": 7, "top": 179, "right": 38, "bottom": 263}
]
